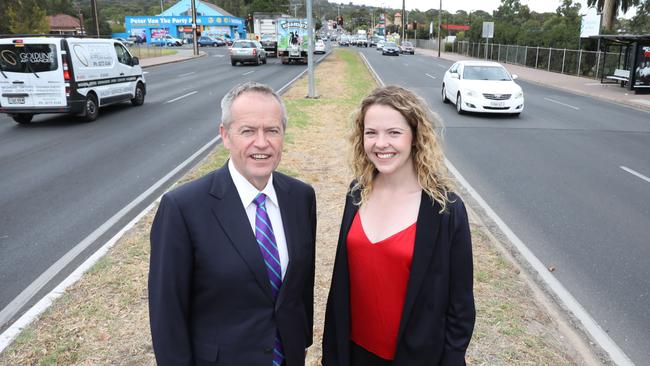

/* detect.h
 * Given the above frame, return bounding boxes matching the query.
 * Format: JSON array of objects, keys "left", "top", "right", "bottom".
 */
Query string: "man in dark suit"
[{"left": 149, "top": 82, "right": 317, "bottom": 366}]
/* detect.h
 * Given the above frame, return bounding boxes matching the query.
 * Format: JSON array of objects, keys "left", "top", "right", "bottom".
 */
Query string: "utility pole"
[
  {"left": 191, "top": 0, "right": 198, "bottom": 56},
  {"left": 307, "top": 0, "right": 316, "bottom": 98},
  {"left": 401, "top": 0, "right": 405, "bottom": 41},
  {"left": 160, "top": 0, "right": 164, "bottom": 13},
  {"left": 90, "top": 0, "right": 100, "bottom": 37},
  {"left": 437, "top": 0, "right": 442, "bottom": 57}
]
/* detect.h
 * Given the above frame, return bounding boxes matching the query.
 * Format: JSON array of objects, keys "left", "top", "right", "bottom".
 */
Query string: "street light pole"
[
  {"left": 401, "top": 0, "right": 405, "bottom": 41},
  {"left": 191, "top": 0, "right": 198, "bottom": 56},
  {"left": 437, "top": 0, "right": 442, "bottom": 57},
  {"left": 307, "top": 0, "right": 316, "bottom": 98}
]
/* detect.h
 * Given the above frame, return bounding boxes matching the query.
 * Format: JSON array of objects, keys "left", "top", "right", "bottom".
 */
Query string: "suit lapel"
[
  {"left": 396, "top": 192, "right": 442, "bottom": 343},
  {"left": 209, "top": 166, "right": 275, "bottom": 302},
  {"left": 273, "top": 173, "right": 295, "bottom": 307}
]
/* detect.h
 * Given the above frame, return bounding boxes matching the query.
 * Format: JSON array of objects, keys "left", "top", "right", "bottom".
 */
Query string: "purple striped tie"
[{"left": 254, "top": 193, "right": 285, "bottom": 366}]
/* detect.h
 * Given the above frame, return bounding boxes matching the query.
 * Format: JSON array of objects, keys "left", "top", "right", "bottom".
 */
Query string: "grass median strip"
[{"left": 1, "top": 49, "right": 584, "bottom": 365}]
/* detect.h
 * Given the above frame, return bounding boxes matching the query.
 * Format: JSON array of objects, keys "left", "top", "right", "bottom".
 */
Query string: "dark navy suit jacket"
[
  {"left": 149, "top": 165, "right": 316, "bottom": 365},
  {"left": 322, "top": 188, "right": 475, "bottom": 366}
]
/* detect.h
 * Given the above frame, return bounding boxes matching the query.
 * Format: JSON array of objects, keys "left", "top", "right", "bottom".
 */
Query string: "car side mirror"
[
  {"left": 450, "top": 73, "right": 459, "bottom": 79},
  {"left": 131, "top": 57, "right": 139, "bottom": 66},
  {"left": 512, "top": 74, "right": 518, "bottom": 80}
]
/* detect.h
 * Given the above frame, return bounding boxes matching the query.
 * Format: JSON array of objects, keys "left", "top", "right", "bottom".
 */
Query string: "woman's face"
[{"left": 363, "top": 104, "right": 414, "bottom": 177}]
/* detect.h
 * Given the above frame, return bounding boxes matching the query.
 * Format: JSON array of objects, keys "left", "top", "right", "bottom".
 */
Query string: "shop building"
[{"left": 124, "top": 0, "right": 245, "bottom": 44}]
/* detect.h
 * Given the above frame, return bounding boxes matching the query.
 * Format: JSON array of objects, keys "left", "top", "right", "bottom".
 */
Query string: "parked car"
[
  {"left": 198, "top": 36, "right": 220, "bottom": 47},
  {"left": 314, "top": 39, "right": 326, "bottom": 54},
  {"left": 441, "top": 60, "right": 524, "bottom": 116},
  {"left": 128, "top": 34, "right": 146, "bottom": 44},
  {"left": 382, "top": 42, "right": 400, "bottom": 56},
  {"left": 376, "top": 40, "right": 385, "bottom": 51},
  {"left": 114, "top": 37, "right": 134, "bottom": 47},
  {"left": 230, "top": 40, "right": 267, "bottom": 66},
  {"left": 151, "top": 34, "right": 183, "bottom": 47},
  {"left": 400, "top": 41, "right": 415, "bottom": 54},
  {"left": 219, "top": 36, "right": 233, "bottom": 46}
]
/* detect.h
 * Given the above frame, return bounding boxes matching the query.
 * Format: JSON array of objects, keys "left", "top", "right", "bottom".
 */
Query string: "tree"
[
  {"left": 587, "top": 0, "right": 641, "bottom": 30},
  {"left": 629, "top": 0, "right": 650, "bottom": 33},
  {"left": 7, "top": 0, "right": 50, "bottom": 34}
]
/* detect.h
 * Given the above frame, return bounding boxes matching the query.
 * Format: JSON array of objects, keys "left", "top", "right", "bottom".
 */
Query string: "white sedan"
[
  {"left": 314, "top": 39, "right": 326, "bottom": 54},
  {"left": 441, "top": 60, "right": 524, "bottom": 116}
]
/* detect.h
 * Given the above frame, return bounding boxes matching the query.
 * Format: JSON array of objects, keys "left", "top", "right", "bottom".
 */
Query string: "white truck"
[
  {"left": 253, "top": 14, "right": 278, "bottom": 57},
  {"left": 277, "top": 19, "right": 309, "bottom": 65}
]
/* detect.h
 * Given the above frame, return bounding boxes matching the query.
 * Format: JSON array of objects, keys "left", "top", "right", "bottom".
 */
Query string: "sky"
[{"left": 345, "top": 0, "right": 637, "bottom": 18}]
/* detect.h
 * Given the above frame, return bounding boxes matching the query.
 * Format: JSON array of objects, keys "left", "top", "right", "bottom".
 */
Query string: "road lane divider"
[
  {"left": 620, "top": 166, "right": 650, "bottom": 184},
  {"left": 425, "top": 73, "right": 437, "bottom": 79},
  {"left": 242, "top": 71, "right": 255, "bottom": 76},
  {"left": 544, "top": 97, "right": 580, "bottom": 110},
  {"left": 165, "top": 91, "right": 198, "bottom": 104},
  {"left": 178, "top": 72, "right": 196, "bottom": 77}
]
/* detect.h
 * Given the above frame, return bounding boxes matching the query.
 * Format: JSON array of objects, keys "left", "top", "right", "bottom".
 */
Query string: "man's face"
[{"left": 221, "top": 92, "right": 284, "bottom": 190}]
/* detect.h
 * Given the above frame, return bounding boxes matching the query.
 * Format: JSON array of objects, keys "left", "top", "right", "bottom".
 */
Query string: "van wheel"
[
  {"left": 83, "top": 93, "right": 99, "bottom": 122},
  {"left": 12, "top": 113, "right": 33, "bottom": 124},
  {"left": 131, "top": 83, "right": 145, "bottom": 106}
]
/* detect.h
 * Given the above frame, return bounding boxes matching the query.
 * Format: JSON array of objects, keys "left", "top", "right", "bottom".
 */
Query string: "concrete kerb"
[{"left": 417, "top": 47, "right": 650, "bottom": 113}]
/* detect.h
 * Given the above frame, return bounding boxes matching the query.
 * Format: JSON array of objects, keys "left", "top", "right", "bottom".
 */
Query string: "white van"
[{"left": 0, "top": 36, "right": 146, "bottom": 124}]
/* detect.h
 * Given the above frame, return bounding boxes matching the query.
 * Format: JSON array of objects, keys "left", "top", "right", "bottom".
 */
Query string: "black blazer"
[
  {"left": 322, "top": 188, "right": 475, "bottom": 366},
  {"left": 149, "top": 164, "right": 317, "bottom": 366}
]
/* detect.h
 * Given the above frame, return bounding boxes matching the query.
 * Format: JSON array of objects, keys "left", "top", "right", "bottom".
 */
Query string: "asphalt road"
[
  {"left": 358, "top": 47, "right": 650, "bottom": 364},
  {"left": 0, "top": 46, "right": 327, "bottom": 331}
]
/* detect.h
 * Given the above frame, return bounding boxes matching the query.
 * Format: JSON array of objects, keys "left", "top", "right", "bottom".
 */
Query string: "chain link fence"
[{"left": 415, "top": 39, "right": 625, "bottom": 80}]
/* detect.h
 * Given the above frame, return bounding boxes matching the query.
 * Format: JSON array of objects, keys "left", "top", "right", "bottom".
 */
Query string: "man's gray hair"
[{"left": 220, "top": 81, "right": 287, "bottom": 129}]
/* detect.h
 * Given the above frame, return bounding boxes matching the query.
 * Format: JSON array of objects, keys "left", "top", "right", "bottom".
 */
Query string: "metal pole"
[
  {"left": 535, "top": 46, "right": 539, "bottom": 68},
  {"left": 577, "top": 49, "right": 582, "bottom": 76},
  {"left": 548, "top": 48, "right": 552, "bottom": 71},
  {"left": 498, "top": 44, "right": 501, "bottom": 61},
  {"left": 401, "top": 0, "right": 406, "bottom": 41},
  {"left": 307, "top": 0, "right": 316, "bottom": 98},
  {"left": 437, "top": 0, "right": 442, "bottom": 57},
  {"left": 561, "top": 48, "right": 566, "bottom": 74},
  {"left": 160, "top": 0, "right": 164, "bottom": 13},
  {"left": 191, "top": 0, "right": 198, "bottom": 56},
  {"left": 523, "top": 46, "right": 527, "bottom": 66},
  {"left": 515, "top": 45, "right": 519, "bottom": 65},
  {"left": 596, "top": 50, "right": 601, "bottom": 79}
]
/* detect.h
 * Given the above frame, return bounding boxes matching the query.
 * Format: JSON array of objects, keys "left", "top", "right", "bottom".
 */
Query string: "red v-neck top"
[{"left": 347, "top": 212, "right": 416, "bottom": 360}]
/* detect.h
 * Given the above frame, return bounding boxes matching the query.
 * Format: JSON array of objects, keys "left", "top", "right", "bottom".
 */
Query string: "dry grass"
[{"left": 0, "top": 49, "right": 589, "bottom": 366}]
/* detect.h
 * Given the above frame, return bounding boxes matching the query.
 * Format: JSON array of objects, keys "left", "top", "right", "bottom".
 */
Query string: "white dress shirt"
[{"left": 228, "top": 159, "right": 289, "bottom": 279}]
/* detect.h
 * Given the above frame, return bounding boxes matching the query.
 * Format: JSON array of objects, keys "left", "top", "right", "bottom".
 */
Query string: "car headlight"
[
  {"left": 464, "top": 89, "right": 478, "bottom": 97},
  {"left": 515, "top": 90, "right": 524, "bottom": 98}
]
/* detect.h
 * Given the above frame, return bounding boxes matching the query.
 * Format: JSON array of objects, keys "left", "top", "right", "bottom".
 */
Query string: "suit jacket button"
[{"left": 264, "top": 347, "right": 273, "bottom": 353}]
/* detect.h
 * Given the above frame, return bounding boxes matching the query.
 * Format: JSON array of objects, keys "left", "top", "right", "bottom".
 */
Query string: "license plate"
[
  {"left": 490, "top": 101, "right": 505, "bottom": 107},
  {"left": 8, "top": 97, "right": 25, "bottom": 104},
  {"left": 290, "top": 52, "right": 300, "bottom": 57}
]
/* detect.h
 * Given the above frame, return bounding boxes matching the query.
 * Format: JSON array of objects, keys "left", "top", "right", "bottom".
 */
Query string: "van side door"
[{"left": 113, "top": 43, "right": 138, "bottom": 100}]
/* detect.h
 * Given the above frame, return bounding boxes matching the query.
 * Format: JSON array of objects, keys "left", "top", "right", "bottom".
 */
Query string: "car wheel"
[
  {"left": 131, "top": 82, "right": 145, "bottom": 106},
  {"left": 456, "top": 94, "right": 464, "bottom": 115},
  {"left": 12, "top": 113, "right": 33, "bottom": 124},
  {"left": 442, "top": 85, "right": 449, "bottom": 104},
  {"left": 83, "top": 93, "right": 99, "bottom": 122},
  {"left": 263, "top": 57, "right": 267, "bottom": 65}
]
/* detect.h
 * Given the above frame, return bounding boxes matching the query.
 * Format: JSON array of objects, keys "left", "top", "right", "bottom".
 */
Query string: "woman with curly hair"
[{"left": 322, "top": 85, "right": 475, "bottom": 366}]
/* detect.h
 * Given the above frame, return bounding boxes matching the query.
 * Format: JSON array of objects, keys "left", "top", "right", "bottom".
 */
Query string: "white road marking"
[
  {"left": 544, "top": 97, "right": 580, "bottom": 110},
  {"left": 436, "top": 63, "right": 447, "bottom": 68},
  {"left": 178, "top": 72, "right": 195, "bottom": 77},
  {"left": 165, "top": 91, "right": 198, "bottom": 103},
  {"left": 360, "top": 58, "right": 634, "bottom": 366},
  {"left": 620, "top": 166, "right": 650, "bottom": 184},
  {"left": 212, "top": 54, "right": 225, "bottom": 58},
  {"left": 143, "top": 71, "right": 149, "bottom": 74},
  {"left": 242, "top": 71, "right": 255, "bottom": 76},
  {"left": 425, "top": 73, "right": 437, "bottom": 79}
]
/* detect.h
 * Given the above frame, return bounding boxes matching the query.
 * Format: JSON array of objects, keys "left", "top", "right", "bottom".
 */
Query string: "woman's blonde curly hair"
[{"left": 349, "top": 85, "right": 455, "bottom": 212}]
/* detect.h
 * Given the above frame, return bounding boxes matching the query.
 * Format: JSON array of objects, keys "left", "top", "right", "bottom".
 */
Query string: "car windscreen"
[
  {"left": 0, "top": 43, "right": 58, "bottom": 73},
  {"left": 402, "top": 42, "right": 413, "bottom": 47},
  {"left": 463, "top": 66, "right": 511, "bottom": 81},
  {"left": 385, "top": 42, "right": 397, "bottom": 47},
  {"left": 234, "top": 42, "right": 255, "bottom": 48}
]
